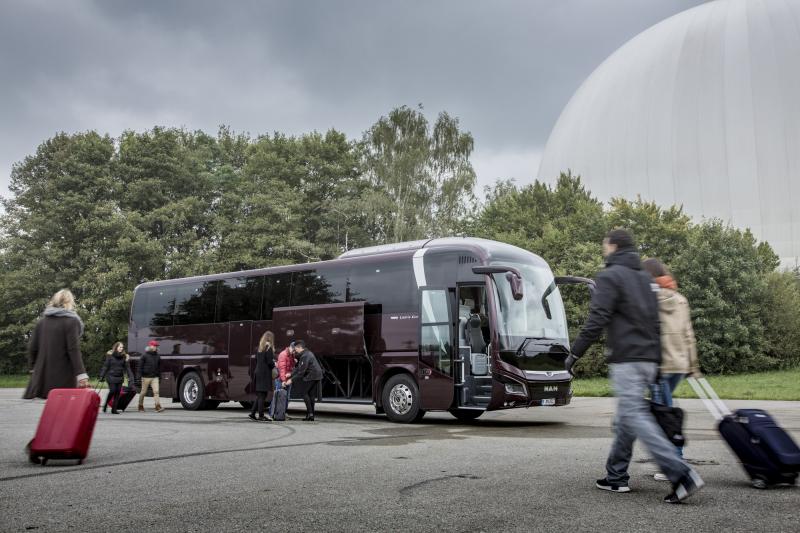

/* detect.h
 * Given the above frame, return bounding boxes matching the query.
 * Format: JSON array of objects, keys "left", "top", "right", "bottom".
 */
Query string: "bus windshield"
[{"left": 490, "top": 261, "right": 569, "bottom": 351}]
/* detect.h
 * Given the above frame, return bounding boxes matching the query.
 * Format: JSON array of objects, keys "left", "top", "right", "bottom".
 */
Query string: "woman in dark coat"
[
  {"left": 23, "top": 289, "right": 89, "bottom": 400},
  {"left": 249, "top": 331, "right": 275, "bottom": 422},
  {"left": 99, "top": 342, "right": 135, "bottom": 414}
]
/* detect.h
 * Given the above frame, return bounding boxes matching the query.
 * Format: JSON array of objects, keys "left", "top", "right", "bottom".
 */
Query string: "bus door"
[
  {"left": 418, "top": 287, "right": 455, "bottom": 410},
  {"left": 228, "top": 320, "right": 254, "bottom": 399}
]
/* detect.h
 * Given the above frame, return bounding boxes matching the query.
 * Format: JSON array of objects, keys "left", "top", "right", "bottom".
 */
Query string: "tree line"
[{"left": 1, "top": 105, "right": 798, "bottom": 376}]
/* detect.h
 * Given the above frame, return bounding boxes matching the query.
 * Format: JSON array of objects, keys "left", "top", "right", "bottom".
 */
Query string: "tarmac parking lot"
[{"left": 1, "top": 389, "right": 798, "bottom": 533}]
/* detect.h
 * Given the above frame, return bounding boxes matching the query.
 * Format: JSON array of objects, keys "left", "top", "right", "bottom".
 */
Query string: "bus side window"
[
  {"left": 348, "top": 259, "right": 416, "bottom": 314},
  {"left": 174, "top": 281, "right": 217, "bottom": 325},
  {"left": 133, "top": 286, "right": 176, "bottom": 327},
  {"left": 218, "top": 277, "right": 263, "bottom": 322},
  {"left": 263, "top": 273, "right": 292, "bottom": 319},
  {"left": 290, "top": 268, "right": 347, "bottom": 306}
]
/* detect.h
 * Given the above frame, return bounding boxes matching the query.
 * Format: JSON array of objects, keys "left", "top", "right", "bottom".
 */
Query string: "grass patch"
[
  {"left": 573, "top": 368, "right": 800, "bottom": 401},
  {"left": 0, "top": 374, "right": 107, "bottom": 389},
  {"left": 0, "top": 374, "right": 31, "bottom": 388}
]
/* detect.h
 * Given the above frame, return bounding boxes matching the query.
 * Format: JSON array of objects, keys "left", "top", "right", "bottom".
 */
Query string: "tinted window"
[
  {"left": 262, "top": 273, "right": 292, "bottom": 319},
  {"left": 132, "top": 286, "right": 176, "bottom": 327},
  {"left": 174, "top": 281, "right": 218, "bottom": 325},
  {"left": 348, "top": 258, "right": 417, "bottom": 313},
  {"left": 218, "top": 276, "right": 264, "bottom": 322},
  {"left": 292, "top": 267, "right": 347, "bottom": 306}
]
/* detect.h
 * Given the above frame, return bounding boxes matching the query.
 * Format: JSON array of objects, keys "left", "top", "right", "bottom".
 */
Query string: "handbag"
[{"left": 651, "top": 401, "right": 687, "bottom": 448}]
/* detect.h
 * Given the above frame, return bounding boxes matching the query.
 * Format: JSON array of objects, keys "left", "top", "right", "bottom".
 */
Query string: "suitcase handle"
[{"left": 687, "top": 377, "right": 732, "bottom": 421}]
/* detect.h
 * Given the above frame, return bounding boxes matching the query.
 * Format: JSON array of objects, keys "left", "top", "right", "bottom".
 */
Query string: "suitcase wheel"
[{"left": 751, "top": 477, "right": 768, "bottom": 490}]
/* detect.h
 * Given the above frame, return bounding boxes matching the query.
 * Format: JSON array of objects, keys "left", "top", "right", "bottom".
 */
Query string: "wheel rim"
[
  {"left": 183, "top": 377, "right": 199, "bottom": 404},
  {"left": 389, "top": 383, "right": 413, "bottom": 415}
]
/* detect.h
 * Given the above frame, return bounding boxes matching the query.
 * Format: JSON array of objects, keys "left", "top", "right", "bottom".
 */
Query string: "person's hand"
[
  {"left": 564, "top": 354, "right": 580, "bottom": 377},
  {"left": 286, "top": 379, "right": 292, "bottom": 386},
  {"left": 78, "top": 378, "right": 90, "bottom": 388}
]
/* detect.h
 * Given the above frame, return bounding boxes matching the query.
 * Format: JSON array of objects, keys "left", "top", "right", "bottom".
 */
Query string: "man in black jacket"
[
  {"left": 137, "top": 340, "right": 163, "bottom": 413},
  {"left": 565, "top": 229, "right": 703, "bottom": 504},
  {"left": 285, "top": 340, "right": 323, "bottom": 421}
]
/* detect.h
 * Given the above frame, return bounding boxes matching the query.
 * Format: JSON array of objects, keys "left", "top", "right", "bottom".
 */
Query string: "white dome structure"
[{"left": 538, "top": 0, "right": 800, "bottom": 266}]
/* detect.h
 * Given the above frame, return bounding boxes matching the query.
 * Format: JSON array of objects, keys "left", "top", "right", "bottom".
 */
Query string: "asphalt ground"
[{"left": 1, "top": 389, "right": 798, "bottom": 533}]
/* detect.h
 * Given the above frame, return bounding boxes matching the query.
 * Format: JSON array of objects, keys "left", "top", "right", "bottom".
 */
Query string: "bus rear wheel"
[
  {"left": 179, "top": 371, "right": 205, "bottom": 411},
  {"left": 382, "top": 374, "right": 421, "bottom": 423},
  {"left": 450, "top": 409, "right": 483, "bottom": 422}
]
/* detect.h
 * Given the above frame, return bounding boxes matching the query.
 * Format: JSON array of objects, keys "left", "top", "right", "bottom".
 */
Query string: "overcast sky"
[{"left": 0, "top": 0, "right": 705, "bottom": 200}]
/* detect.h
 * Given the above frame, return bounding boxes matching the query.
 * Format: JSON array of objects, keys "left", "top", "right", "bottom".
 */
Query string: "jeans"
[
  {"left": 606, "top": 362, "right": 692, "bottom": 485},
  {"left": 269, "top": 379, "right": 291, "bottom": 417},
  {"left": 651, "top": 373, "right": 686, "bottom": 407},
  {"left": 105, "top": 382, "right": 122, "bottom": 410},
  {"left": 138, "top": 377, "right": 161, "bottom": 408}
]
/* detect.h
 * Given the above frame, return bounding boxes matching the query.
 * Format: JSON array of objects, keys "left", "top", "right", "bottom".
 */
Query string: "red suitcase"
[{"left": 28, "top": 388, "right": 100, "bottom": 465}]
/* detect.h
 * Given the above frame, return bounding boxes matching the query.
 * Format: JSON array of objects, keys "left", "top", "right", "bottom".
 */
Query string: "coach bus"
[{"left": 127, "top": 237, "right": 593, "bottom": 422}]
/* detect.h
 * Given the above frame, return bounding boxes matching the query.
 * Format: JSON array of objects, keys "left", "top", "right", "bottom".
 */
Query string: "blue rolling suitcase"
[
  {"left": 689, "top": 377, "right": 800, "bottom": 489},
  {"left": 272, "top": 388, "right": 288, "bottom": 421}
]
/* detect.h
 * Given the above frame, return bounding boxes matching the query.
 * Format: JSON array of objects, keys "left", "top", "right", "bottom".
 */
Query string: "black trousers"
[
  {"left": 105, "top": 382, "right": 122, "bottom": 410},
  {"left": 250, "top": 391, "right": 269, "bottom": 417},
  {"left": 292, "top": 380, "right": 320, "bottom": 416}
]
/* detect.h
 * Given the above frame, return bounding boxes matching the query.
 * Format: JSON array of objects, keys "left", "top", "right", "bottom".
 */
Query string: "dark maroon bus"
[{"left": 127, "top": 237, "right": 592, "bottom": 422}]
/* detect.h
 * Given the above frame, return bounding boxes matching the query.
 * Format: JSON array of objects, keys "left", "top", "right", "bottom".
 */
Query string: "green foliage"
[
  {"left": 362, "top": 105, "right": 477, "bottom": 242},
  {"left": 0, "top": 110, "right": 796, "bottom": 380},
  {"left": 475, "top": 173, "right": 791, "bottom": 377},
  {"left": 762, "top": 269, "right": 800, "bottom": 369},
  {"left": 0, "top": 107, "right": 479, "bottom": 374}
]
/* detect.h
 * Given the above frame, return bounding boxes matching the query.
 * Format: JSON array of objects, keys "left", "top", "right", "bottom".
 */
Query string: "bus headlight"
[{"left": 504, "top": 382, "right": 527, "bottom": 396}]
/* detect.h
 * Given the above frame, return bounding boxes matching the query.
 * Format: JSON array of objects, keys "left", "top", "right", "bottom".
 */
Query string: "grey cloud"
[{"left": 0, "top": 0, "right": 704, "bottom": 197}]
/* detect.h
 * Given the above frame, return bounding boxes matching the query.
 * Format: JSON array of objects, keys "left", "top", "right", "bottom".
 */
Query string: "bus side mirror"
[
  {"left": 505, "top": 272, "right": 524, "bottom": 301},
  {"left": 554, "top": 276, "right": 596, "bottom": 297},
  {"left": 472, "top": 266, "right": 524, "bottom": 301}
]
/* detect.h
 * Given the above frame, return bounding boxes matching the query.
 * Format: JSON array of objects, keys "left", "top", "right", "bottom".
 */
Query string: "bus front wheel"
[
  {"left": 179, "top": 371, "right": 205, "bottom": 411},
  {"left": 382, "top": 374, "right": 421, "bottom": 423}
]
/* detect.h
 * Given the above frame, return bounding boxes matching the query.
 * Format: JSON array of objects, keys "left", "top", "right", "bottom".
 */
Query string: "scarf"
[
  {"left": 654, "top": 275, "right": 677, "bottom": 290},
  {"left": 43, "top": 306, "right": 85, "bottom": 336}
]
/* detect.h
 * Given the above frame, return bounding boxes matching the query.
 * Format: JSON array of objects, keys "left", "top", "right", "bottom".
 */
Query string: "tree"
[
  {"left": 362, "top": 105, "right": 476, "bottom": 242},
  {"left": 671, "top": 221, "right": 778, "bottom": 374}
]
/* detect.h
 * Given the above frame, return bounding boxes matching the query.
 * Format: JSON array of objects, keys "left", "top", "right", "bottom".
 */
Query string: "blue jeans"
[
  {"left": 606, "top": 363, "right": 692, "bottom": 484},
  {"left": 269, "top": 379, "right": 291, "bottom": 417},
  {"left": 651, "top": 373, "right": 686, "bottom": 407}
]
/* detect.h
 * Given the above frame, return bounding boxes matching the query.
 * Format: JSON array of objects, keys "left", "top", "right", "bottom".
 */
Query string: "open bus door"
[{"left": 418, "top": 287, "right": 455, "bottom": 410}]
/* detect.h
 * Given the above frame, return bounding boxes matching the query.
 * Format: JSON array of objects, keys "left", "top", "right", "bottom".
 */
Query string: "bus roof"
[{"left": 134, "top": 237, "right": 548, "bottom": 290}]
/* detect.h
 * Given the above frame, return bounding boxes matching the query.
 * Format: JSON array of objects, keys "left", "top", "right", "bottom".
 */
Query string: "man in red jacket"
[{"left": 270, "top": 342, "right": 296, "bottom": 419}]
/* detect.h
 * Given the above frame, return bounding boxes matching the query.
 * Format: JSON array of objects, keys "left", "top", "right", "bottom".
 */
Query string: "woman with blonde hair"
[
  {"left": 24, "top": 289, "right": 89, "bottom": 399},
  {"left": 248, "top": 331, "right": 275, "bottom": 421}
]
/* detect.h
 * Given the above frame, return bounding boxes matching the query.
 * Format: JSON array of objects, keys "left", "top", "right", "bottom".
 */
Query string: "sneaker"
[
  {"left": 258, "top": 415, "right": 273, "bottom": 422},
  {"left": 138, "top": 405, "right": 145, "bottom": 412},
  {"left": 248, "top": 413, "right": 257, "bottom": 421},
  {"left": 155, "top": 405, "right": 164, "bottom": 413},
  {"left": 596, "top": 478, "right": 631, "bottom": 493},
  {"left": 654, "top": 472, "right": 669, "bottom": 482},
  {"left": 664, "top": 470, "right": 705, "bottom": 504}
]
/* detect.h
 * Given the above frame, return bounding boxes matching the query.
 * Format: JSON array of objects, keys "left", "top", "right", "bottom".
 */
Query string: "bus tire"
[
  {"left": 179, "top": 371, "right": 205, "bottom": 411},
  {"left": 450, "top": 409, "right": 483, "bottom": 422},
  {"left": 382, "top": 374, "right": 421, "bottom": 423}
]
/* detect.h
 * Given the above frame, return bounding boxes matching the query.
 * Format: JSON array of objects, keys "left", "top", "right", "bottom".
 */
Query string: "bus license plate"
[{"left": 541, "top": 398, "right": 556, "bottom": 406}]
